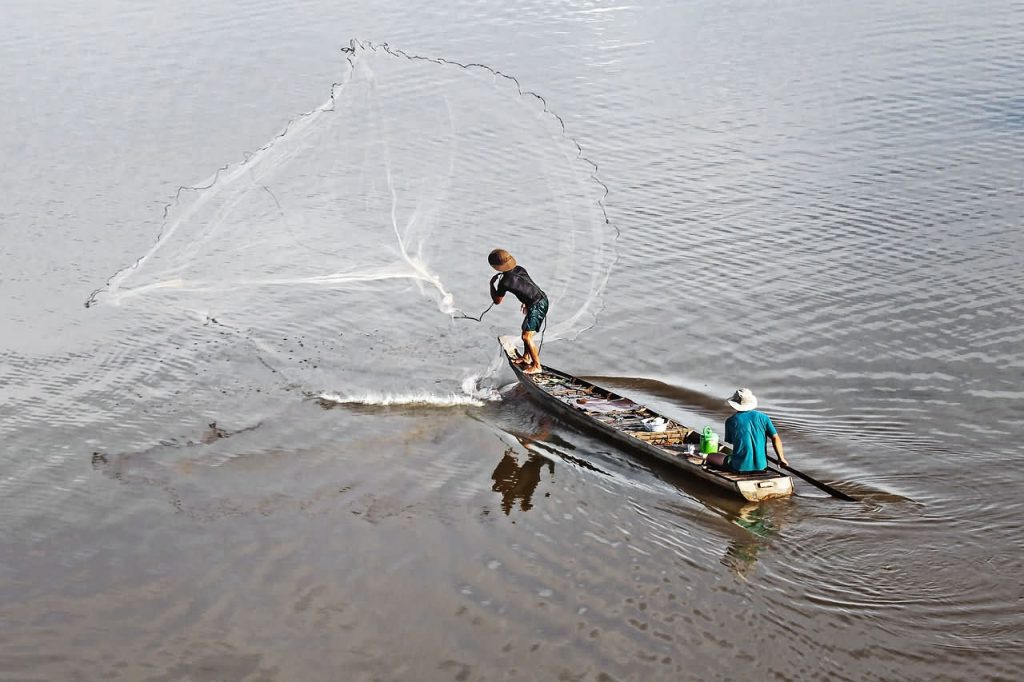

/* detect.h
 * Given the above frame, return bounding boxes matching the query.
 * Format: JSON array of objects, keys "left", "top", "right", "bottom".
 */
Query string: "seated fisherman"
[
  {"left": 723, "top": 388, "right": 789, "bottom": 472},
  {"left": 488, "top": 249, "right": 549, "bottom": 375}
]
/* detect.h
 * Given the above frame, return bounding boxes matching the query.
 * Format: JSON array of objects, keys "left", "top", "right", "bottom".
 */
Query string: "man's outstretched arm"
[{"left": 490, "top": 274, "right": 504, "bottom": 304}]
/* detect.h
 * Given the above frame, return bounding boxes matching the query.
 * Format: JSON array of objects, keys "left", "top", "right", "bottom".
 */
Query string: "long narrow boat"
[{"left": 498, "top": 337, "right": 793, "bottom": 502}]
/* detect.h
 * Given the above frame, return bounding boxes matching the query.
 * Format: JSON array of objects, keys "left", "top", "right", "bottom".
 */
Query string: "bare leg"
[{"left": 521, "top": 330, "right": 542, "bottom": 374}]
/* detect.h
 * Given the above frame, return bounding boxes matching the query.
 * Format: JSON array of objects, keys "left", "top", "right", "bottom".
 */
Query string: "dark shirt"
[{"left": 493, "top": 266, "right": 546, "bottom": 306}]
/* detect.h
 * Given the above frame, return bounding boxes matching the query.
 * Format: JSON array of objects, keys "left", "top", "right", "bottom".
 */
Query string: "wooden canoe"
[{"left": 498, "top": 336, "right": 793, "bottom": 502}]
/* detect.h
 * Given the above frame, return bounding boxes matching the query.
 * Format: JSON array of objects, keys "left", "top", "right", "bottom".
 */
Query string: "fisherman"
[
  {"left": 722, "top": 388, "right": 789, "bottom": 472},
  {"left": 488, "top": 249, "right": 549, "bottom": 374}
]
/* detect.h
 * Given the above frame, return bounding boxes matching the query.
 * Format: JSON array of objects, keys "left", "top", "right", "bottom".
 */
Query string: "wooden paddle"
[{"left": 770, "top": 457, "right": 856, "bottom": 501}]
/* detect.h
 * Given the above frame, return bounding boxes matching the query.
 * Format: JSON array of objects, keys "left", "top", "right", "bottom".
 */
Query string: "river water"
[{"left": 2, "top": 1, "right": 1022, "bottom": 680}]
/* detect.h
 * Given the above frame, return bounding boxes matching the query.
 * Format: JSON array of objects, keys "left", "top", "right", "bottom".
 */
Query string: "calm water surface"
[{"left": 2, "top": 1, "right": 1022, "bottom": 680}]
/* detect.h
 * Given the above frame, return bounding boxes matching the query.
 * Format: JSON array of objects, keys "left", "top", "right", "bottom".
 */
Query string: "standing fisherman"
[{"left": 488, "top": 249, "right": 549, "bottom": 374}]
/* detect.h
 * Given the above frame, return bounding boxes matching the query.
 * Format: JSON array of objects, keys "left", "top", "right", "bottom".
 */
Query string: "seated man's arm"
[{"left": 770, "top": 434, "right": 788, "bottom": 466}]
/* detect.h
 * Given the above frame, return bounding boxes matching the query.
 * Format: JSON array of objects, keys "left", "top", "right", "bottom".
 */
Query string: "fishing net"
[{"left": 87, "top": 40, "right": 617, "bottom": 402}]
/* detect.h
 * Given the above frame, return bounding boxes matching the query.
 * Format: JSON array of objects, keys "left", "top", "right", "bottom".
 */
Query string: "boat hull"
[{"left": 499, "top": 336, "right": 793, "bottom": 502}]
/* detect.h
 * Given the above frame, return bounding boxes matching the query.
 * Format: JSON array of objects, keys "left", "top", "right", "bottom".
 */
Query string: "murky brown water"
[{"left": 2, "top": 1, "right": 1022, "bottom": 680}]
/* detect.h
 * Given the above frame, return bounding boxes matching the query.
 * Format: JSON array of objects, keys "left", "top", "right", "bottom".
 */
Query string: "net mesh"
[{"left": 87, "top": 39, "right": 617, "bottom": 401}]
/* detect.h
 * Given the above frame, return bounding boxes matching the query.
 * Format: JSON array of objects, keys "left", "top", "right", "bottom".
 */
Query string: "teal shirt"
[{"left": 724, "top": 410, "right": 777, "bottom": 472}]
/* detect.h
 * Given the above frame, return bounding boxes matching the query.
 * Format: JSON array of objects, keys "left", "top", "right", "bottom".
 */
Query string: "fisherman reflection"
[
  {"left": 491, "top": 447, "right": 553, "bottom": 515},
  {"left": 720, "top": 503, "right": 783, "bottom": 579}
]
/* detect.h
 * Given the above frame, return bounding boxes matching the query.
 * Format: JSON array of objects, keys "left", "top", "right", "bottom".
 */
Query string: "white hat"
[{"left": 727, "top": 388, "right": 758, "bottom": 412}]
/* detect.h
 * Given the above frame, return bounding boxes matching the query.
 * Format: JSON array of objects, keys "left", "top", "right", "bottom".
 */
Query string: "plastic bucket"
[{"left": 700, "top": 426, "right": 719, "bottom": 454}]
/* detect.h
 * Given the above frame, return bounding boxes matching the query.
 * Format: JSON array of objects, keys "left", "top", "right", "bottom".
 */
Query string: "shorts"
[{"left": 522, "top": 297, "right": 549, "bottom": 333}]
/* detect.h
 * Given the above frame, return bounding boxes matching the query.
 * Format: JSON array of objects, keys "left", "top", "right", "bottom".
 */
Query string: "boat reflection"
[{"left": 720, "top": 502, "right": 789, "bottom": 579}]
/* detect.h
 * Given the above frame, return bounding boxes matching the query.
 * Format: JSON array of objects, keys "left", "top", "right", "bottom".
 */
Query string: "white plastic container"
[{"left": 642, "top": 417, "right": 668, "bottom": 432}]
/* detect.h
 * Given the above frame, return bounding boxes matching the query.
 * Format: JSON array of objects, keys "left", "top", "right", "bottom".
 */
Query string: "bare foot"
[{"left": 523, "top": 365, "right": 543, "bottom": 375}]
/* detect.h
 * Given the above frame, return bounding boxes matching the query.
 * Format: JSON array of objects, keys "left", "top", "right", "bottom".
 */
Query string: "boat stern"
[{"left": 736, "top": 474, "right": 794, "bottom": 502}]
